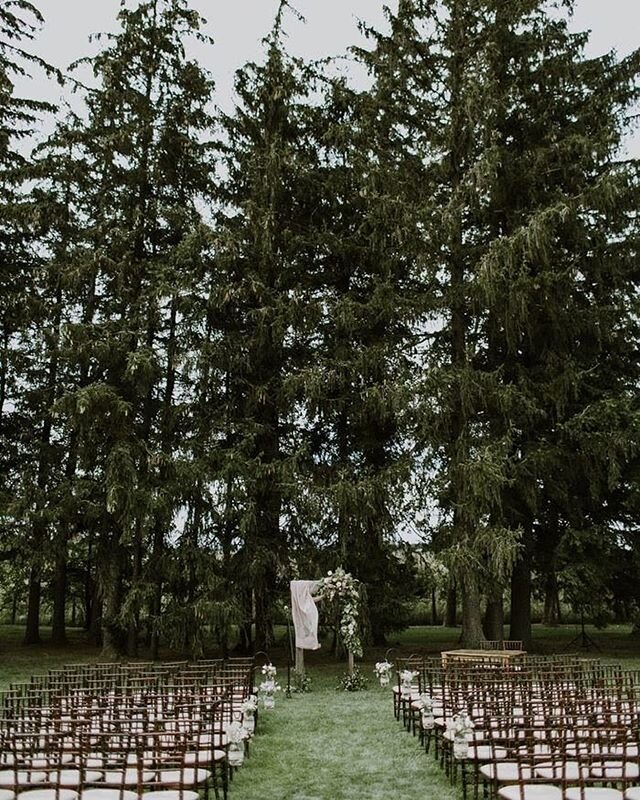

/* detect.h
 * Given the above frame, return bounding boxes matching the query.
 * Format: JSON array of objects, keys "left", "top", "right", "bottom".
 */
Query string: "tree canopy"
[{"left": 0, "top": 0, "right": 638, "bottom": 656}]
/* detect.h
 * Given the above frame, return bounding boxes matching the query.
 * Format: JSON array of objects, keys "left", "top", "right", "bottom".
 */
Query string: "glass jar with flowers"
[
  {"left": 399, "top": 669, "right": 418, "bottom": 699},
  {"left": 240, "top": 694, "right": 258, "bottom": 736},
  {"left": 447, "top": 712, "right": 474, "bottom": 759},
  {"left": 226, "top": 712, "right": 247, "bottom": 767},
  {"left": 259, "top": 664, "right": 281, "bottom": 710},
  {"left": 418, "top": 694, "right": 435, "bottom": 730},
  {"left": 374, "top": 660, "right": 393, "bottom": 687}
]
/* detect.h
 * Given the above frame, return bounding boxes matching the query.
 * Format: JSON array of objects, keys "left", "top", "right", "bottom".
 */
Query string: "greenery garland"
[{"left": 317, "top": 568, "right": 363, "bottom": 658}]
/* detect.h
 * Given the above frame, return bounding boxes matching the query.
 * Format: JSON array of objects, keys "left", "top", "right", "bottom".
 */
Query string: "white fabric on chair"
[
  {"left": 290, "top": 580, "right": 321, "bottom": 650},
  {"left": 498, "top": 786, "right": 563, "bottom": 800},
  {"left": 80, "top": 791, "right": 137, "bottom": 800},
  {"left": 565, "top": 789, "right": 623, "bottom": 800}
]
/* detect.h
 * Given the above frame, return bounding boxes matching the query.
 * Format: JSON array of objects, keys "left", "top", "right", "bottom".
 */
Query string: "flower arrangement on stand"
[
  {"left": 399, "top": 669, "right": 418, "bottom": 699},
  {"left": 240, "top": 694, "right": 258, "bottom": 736},
  {"left": 258, "top": 664, "right": 281, "bottom": 710},
  {"left": 316, "top": 568, "right": 363, "bottom": 658},
  {"left": 374, "top": 660, "right": 393, "bottom": 687},
  {"left": 446, "top": 712, "right": 474, "bottom": 759},
  {"left": 225, "top": 711, "right": 249, "bottom": 767},
  {"left": 417, "top": 694, "right": 435, "bottom": 730}
]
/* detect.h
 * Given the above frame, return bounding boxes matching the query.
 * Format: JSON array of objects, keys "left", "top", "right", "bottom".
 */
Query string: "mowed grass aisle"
[{"left": 230, "top": 668, "right": 457, "bottom": 800}]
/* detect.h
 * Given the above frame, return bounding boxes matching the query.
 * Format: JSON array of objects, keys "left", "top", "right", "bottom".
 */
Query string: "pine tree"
[
  {"left": 47, "top": 0, "right": 216, "bottom": 657},
  {"left": 0, "top": 0, "right": 60, "bottom": 644},
  {"left": 296, "top": 57, "right": 419, "bottom": 643},
  {"left": 209, "top": 2, "right": 321, "bottom": 652},
  {"left": 358, "top": 0, "right": 640, "bottom": 646}
]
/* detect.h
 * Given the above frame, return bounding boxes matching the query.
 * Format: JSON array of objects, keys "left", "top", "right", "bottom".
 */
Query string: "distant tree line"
[{"left": 1, "top": 0, "right": 639, "bottom": 657}]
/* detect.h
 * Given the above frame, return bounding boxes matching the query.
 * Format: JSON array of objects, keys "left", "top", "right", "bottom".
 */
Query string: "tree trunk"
[
  {"left": 99, "top": 539, "right": 125, "bottom": 660},
  {"left": 444, "top": 583, "right": 457, "bottom": 627},
  {"left": 460, "top": 572, "right": 485, "bottom": 647},
  {"left": 126, "top": 528, "right": 143, "bottom": 658},
  {"left": 0, "top": 326, "right": 7, "bottom": 425},
  {"left": 371, "top": 618, "right": 387, "bottom": 647},
  {"left": 542, "top": 569, "right": 560, "bottom": 626},
  {"left": 89, "top": 591, "right": 103, "bottom": 647},
  {"left": 483, "top": 587, "right": 504, "bottom": 641},
  {"left": 510, "top": 556, "right": 532, "bottom": 648},
  {"left": 149, "top": 522, "right": 164, "bottom": 660},
  {"left": 84, "top": 566, "right": 94, "bottom": 631},
  {"left": 255, "top": 573, "right": 276, "bottom": 654},
  {"left": 51, "top": 549, "right": 68, "bottom": 645},
  {"left": 24, "top": 564, "right": 42, "bottom": 644},
  {"left": 431, "top": 588, "right": 439, "bottom": 626}
]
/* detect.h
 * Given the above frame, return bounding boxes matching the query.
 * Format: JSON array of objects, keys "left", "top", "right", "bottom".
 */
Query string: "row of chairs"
[
  {"left": 393, "top": 654, "right": 640, "bottom": 800},
  {"left": 0, "top": 658, "right": 258, "bottom": 800}
]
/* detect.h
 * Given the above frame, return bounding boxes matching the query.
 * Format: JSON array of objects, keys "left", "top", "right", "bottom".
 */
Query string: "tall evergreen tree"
[
  {"left": 358, "top": 0, "right": 640, "bottom": 646},
  {"left": 47, "top": 0, "right": 216, "bottom": 657},
  {"left": 0, "top": 0, "right": 59, "bottom": 644},
  {"left": 297, "top": 64, "right": 419, "bottom": 643},
  {"left": 210, "top": 1, "right": 321, "bottom": 652}
]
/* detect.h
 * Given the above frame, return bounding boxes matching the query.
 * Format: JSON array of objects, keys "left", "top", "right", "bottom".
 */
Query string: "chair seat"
[
  {"left": 51, "top": 771, "right": 103, "bottom": 787},
  {"left": 79, "top": 791, "right": 137, "bottom": 800},
  {"left": 0, "top": 773, "right": 46, "bottom": 787},
  {"left": 102, "top": 770, "right": 155, "bottom": 785},
  {"left": 498, "top": 785, "right": 563, "bottom": 800},
  {"left": 565, "top": 789, "right": 623, "bottom": 800},
  {"left": 590, "top": 762, "right": 640, "bottom": 780},
  {"left": 29, "top": 756, "right": 75, "bottom": 769},
  {"left": 16, "top": 792, "right": 78, "bottom": 800},
  {"left": 182, "top": 751, "right": 226, "bottom": 765},
  {"left": 141, "top": 792, "right": 199, "bottom": 800},
  {"left": 481, "top": 762, "right": 532, "bottom": 782},
  {"left": 469, "top": 745, "right": 508, "bottom": 761},
  {"left": 154, "top": 770, "right": 211, "bottom": 785},
  {"left": 535, "top": 761, "right": 584, "bottom": 781}
]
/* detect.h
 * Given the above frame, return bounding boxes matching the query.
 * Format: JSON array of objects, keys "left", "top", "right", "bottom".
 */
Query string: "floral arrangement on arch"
[{"left": 317, "top": 567, "right": 363, "bottom": 658}]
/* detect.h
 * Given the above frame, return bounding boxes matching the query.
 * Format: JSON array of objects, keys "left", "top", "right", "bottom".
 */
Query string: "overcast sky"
[{"left": 18, "top": 0, "right": 640, "bottom": 153}]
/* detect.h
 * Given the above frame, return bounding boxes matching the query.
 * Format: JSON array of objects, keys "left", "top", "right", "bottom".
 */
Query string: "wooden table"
[{"left": 441, "top": 649, "right": 526, "bottom": 668}]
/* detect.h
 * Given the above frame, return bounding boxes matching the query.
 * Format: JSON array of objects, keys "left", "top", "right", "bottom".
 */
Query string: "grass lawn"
[
  {"left": 2, "top": 622, "right": 640, "bottom": 799},
  {"left": 230, "top": 667, "right": 457, "bottom": 800}
]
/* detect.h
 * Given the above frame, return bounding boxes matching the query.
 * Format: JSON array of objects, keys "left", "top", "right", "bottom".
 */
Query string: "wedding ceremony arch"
[{"left": 290, "top": 568, "right": 362, "bottom": 675}]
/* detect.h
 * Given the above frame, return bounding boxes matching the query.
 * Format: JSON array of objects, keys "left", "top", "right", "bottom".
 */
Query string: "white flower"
[
  {"left": 417, "top": 694, "right": 434, "bottom": 712},
  {"left": 447, "top": 712, "right": 474, "bottom": 738},
  {"left": 241, "top": 695, "right": 258, "bottom": 714}
]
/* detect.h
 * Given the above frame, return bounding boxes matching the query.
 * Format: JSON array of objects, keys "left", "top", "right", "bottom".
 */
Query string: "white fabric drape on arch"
[{"left": 290, "top": 580, "right": 321, "bottom": 650}]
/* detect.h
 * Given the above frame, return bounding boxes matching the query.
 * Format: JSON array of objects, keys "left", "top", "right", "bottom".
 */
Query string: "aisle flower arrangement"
[
  {"left": 446, "top": 712, "right": 474, "bottom": 759},
  {"left": 225, "top": 712, "right": 249, "bottom": 766},
  {"left": 240, "top": 694, "right": 258, "bottom": 735},
  {"left": 417, "top": 694, "right": 435, "bottom": 729},
  {"left": 374, "top": 660, "right": 393, "bottom": 686},
  {"left": 259, "top": 664, "right": 281, "bottom": 709},
  {"left": 399, "top": 669, "right": 418, "bottom": 698},
  {"left": 317, "top": 568, "right": 363, "bottom": 658}
]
